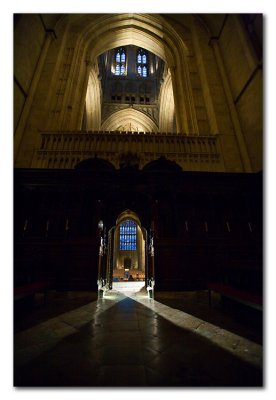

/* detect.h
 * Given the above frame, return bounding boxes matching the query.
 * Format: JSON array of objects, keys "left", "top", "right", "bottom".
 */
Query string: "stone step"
[{"left": 112, "top": 281, "right": 145, "bottom": 293}]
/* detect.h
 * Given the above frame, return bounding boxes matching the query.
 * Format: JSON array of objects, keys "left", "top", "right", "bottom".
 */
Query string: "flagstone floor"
[{"left": 14, "top": 288, "right": 263, "bottom": 387}]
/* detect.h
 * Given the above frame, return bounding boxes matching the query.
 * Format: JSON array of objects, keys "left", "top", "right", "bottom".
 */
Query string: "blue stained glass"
[
  {"left": 119, "top": 219, "right": 137, "bottom": 250},
  {"left": 114, "top": 48, "right": 126, "bottom": 76},
  {"left": 137, "top": 49, "right": 148, "bottom": 77}
]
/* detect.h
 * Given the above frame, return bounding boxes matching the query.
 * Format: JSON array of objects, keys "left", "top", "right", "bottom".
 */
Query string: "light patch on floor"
[
  {"left": 14, "top": 294, "right": 125, "bottom": 368},
  {"left": 15, "top": 288, "right": 262, "bottom": 374},
  {"left": 124, "top": 291, "right": 262, "bottom": 369}
]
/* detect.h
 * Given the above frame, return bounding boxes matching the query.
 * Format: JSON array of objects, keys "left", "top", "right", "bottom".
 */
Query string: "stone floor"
[{"left": 14, "top": 288, "right": 263, "bottom": 387}]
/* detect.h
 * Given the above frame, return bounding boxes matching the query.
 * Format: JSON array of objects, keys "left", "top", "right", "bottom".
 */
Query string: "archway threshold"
[{"left": 112, "top": 281, "right": 145, "bottom": 293}]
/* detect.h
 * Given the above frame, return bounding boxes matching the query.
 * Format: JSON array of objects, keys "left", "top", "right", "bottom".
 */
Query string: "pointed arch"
[
  {"left": 54, "top": 14, "right": 195, "bottom": 134},
  {"left": 101, "top": 108, "right": 158, "bottom": 132},
  {"left": 85, "top": 68, "right": 101, "bottom": 130},
  {"left": 159, "top": 70, "right": 175, "bottom": 132}
]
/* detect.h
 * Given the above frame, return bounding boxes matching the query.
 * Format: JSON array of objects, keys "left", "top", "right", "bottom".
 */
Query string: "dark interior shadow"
[{"left": 14, "top": 291, "right": 98, "bottom": 333}]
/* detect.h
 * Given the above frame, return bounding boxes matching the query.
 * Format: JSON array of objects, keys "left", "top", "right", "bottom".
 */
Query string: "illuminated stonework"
[{"left": 14, "top": 14, "right": 262, "bottom": 172}]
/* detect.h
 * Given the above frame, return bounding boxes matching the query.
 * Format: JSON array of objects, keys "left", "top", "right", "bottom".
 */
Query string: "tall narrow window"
[
  {"left": 137, "top": 48, "right": 148, "bottom": 77},
  {"left": 114, "top": 47, "right": 127, "bottom": 76},
  {"left": 119, "top": 220, "right": 137, "bottom": 250}
]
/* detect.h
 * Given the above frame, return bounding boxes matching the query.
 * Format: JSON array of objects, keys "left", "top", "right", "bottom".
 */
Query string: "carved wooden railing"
[{"left": 32, "top": 131, "right": 224, "bottom": 171}]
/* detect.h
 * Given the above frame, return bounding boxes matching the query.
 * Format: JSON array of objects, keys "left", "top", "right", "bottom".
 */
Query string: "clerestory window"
[
  {"left": 114, "top": 47, "right": 127, "bottom": 76},
  {"left": 137, "top": 48, "right": 148, "bottom": 77},
  {"left": 119, "top": 220, "right": 137, "bottom": 250}
]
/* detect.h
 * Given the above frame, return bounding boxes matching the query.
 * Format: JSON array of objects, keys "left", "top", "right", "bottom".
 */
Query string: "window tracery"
[
  {"left": 137, "top": 48, "right": 148, "bottom": 77},
  {"left": 119, "top": 220, "right": 137, "bottom": 250},
  {"left": 114, "top": 47, "right": 127, "bottom": 76}
]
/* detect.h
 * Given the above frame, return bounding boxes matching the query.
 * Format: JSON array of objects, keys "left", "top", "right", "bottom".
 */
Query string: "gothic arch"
[
  {"left": 113, "top": 209, "right": 146, "bottom": 275},
  {"left": 53, "top": 14, "right": 198, "bottom": 134},
  {"left": 159, "top": 70, "right": 175, "bottom": 132},
  {"left": 74, "top": 156, "right": 116, "bottom": 171},
  {"left": 101, "top": 108, "right": 158, "bottom": 132},
  {"left": 116, "top": 209, "right": 142, "bottom": 229},
  {"left": 142, "top": 156, "right": 183, "bottom": 173},
  {"left": 85, "top": 68, "right": 101, "bottom": 130}
]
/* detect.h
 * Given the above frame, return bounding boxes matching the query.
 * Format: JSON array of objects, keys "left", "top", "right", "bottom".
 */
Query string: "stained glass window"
[
  {"left": 119, "top": 220, "right": 137, "bottom": 250},
  {"left": 114, "top": 47, "right": 126, "bottom": 76},
  {"left": 137, "top": 48, "right": 148, "bottom": 77}
]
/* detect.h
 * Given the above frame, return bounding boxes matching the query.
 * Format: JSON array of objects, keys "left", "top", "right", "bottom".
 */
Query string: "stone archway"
[
  {"left": 15, "top": 14, "right": 201, "bottom": 167},
  {"left": 112, "top": 210, "right": 146, "bottom": 285},
  {"left": 100, "top": 108, "right": 158, "bottom": 133},
  {"left": 52, "top": 14, "right": 197, "bottom": 134}
]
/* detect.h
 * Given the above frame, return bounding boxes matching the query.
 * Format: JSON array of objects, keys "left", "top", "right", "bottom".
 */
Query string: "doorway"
[
  {"left": 110, "top": 210, "right": 146, "bottom": 289},
  {"left": 98, "top": 209, "right": 155, "bottom": 297}
]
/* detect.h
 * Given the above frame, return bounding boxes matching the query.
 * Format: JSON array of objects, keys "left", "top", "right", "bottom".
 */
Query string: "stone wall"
[{"left": 14, "top": 14, "right": 262, "bottom": 172}]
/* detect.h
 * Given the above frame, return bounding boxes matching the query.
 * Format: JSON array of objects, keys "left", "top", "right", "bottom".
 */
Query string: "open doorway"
[
  {"left": 102, "top": 210, "right": 147, "bottom": 292},
  {"left": 113, "top": 215, "right": 145, "bottom": 282},
  {"left": 98, "top": 209, "right": 155, "bottom": 297},
  {"left": 109, "top": 210, "right": 146, "bottom": 293}
]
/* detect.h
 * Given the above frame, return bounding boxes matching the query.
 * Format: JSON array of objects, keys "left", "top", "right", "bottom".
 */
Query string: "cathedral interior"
[{"left": 13, "top": 13, "right": 263, "bottom": 387}]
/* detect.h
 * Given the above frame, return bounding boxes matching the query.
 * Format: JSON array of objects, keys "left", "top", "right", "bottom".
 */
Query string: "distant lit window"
[
  {"left": 114, "top": 47, "right": 127, "bottom": 76},
  {"left": 119, "top": 220, "right": 137, "bottom": 250},
  {"left": 137, "top": 48, "right": 148, "bottom": 77}
]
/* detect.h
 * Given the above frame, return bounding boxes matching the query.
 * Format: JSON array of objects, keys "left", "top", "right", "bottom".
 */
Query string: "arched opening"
[
  {"left": 53, "top": 14, "right": 195, "bottom": 135},
  {"left": 100, "top": 108, "right": 158, "bottom": 132},
  {"left": 81, "top": 14, "right": 191, "bottom": 134},
  {"left": 97, "top": 209, "right": 154, "bottom": 296},
  {"left": 109, "top": 210, "right": 147, "bottom": 293},
  {"left": 113, "top": 215, "right": 145, "bottom": 282},
  {"left": 86, "top": 42, "right": 165, "bottom": 133}
]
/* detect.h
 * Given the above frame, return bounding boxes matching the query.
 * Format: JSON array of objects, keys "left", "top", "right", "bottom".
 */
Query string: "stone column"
[
  {"left": 127, "top": 46, "right": 137, "bottom": 78},
  {"left": 76, "top": 59, "right": 94, "bottom": 130},
  {"left": 169, "top": 65, "right": 188, "bottom": 134},
  {"left": 210, "top": 38, "right": 252, "bottom": 172},
  {"left": 14, "top": 30, "right": 56, "bottom": 161},
  {"left": 191, "top": 21, "right": 219, "bottom": 135}
]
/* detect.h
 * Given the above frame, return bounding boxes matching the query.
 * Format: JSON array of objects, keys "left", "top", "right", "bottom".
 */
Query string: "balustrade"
[{"left": 33, "top": 131, "right": 224, "bottom": 171}]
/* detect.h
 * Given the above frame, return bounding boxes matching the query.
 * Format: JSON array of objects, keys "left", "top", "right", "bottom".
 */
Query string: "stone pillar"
[
  {"left": 14, "top": 30, "right": 56, "bottom": 161},
  {"left": 169, "top": 65, "right": 188, "bottom": 134},
  {"left": 127, "top": 46, "right": 137, "bottom": 78},
  {"left": 76, "top": 59, "right": 95, "bottom": 130},
  {"left": 210, "top": 38, "right": 252, "bottom": 172},
  {"left": 191, "top": 20, "right": 219, "bottom": 134}
]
